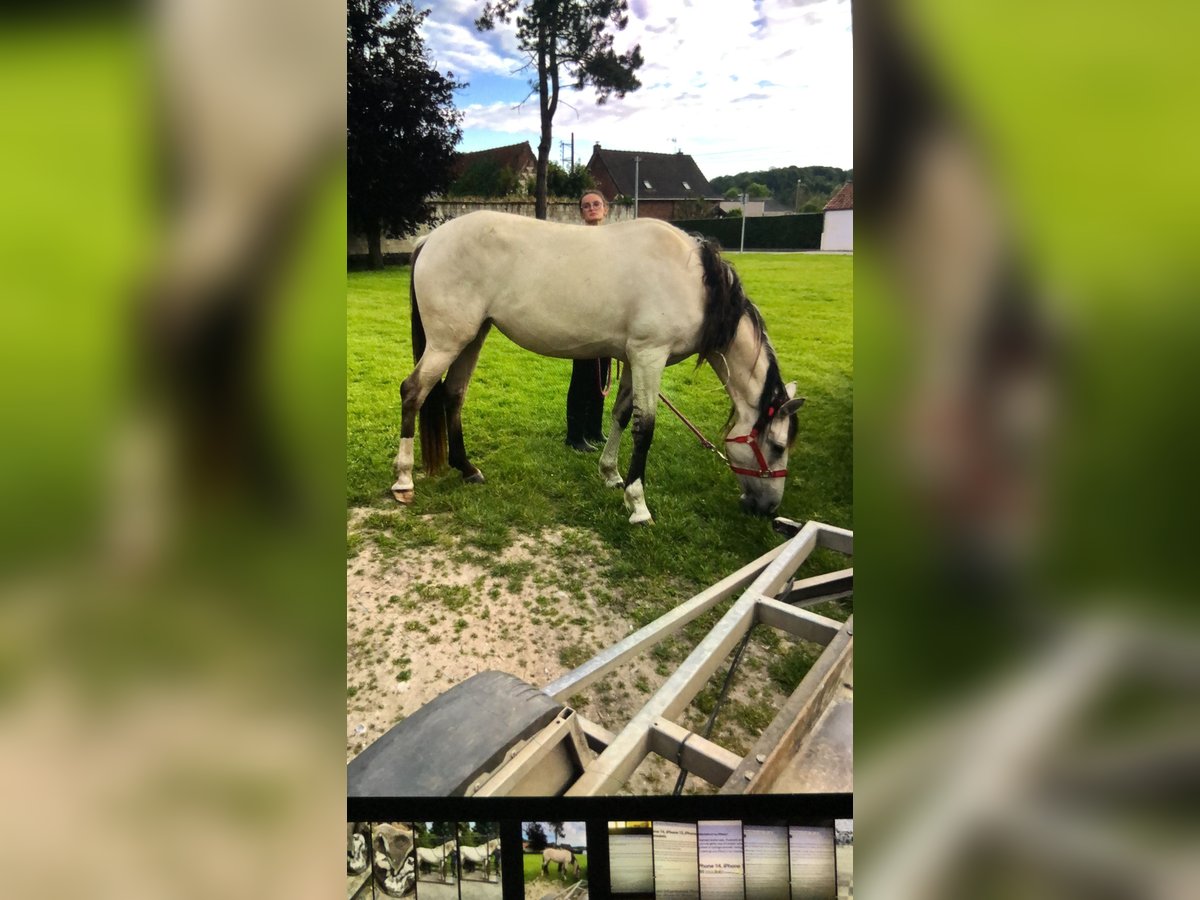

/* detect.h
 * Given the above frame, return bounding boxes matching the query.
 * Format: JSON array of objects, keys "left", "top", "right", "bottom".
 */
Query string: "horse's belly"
[{"left": 491, "top": 319, "right": 619, "bottom": 359}]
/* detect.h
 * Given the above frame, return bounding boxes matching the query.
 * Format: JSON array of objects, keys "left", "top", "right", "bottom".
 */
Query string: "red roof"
[{"left": 823, "top": 182, "right": 853, "bottom": 211}]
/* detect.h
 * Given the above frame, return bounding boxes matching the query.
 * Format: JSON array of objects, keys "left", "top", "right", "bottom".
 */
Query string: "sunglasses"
[{"left": 581, "top": 200, "right": 605, "bottom": 210}]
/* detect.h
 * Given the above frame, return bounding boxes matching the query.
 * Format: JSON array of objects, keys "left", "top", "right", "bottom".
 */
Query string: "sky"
[
  {"left": 416, "top": 0, "right": 852, "bottom": 180},
  {"left": 525, "top": 820, "right": 588, "bottom": 848}
]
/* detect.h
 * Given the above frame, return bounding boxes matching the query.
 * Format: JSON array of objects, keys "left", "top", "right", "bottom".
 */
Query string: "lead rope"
[
  {"left": 657, "top": 390, "right": 728, "bottom": 462},
  {"left": 672, "top": 626, "right": 755, "bottom": 796},
  {"left": 598, "top": 358, "right": 615, "bottom": 398}
]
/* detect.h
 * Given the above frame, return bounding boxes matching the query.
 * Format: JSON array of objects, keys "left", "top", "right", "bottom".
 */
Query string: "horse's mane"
[
  {"left": 696, "top": 237, "right": 754, "bottom": 359},
  {"left": 695, "top": 238, "right": 799, "bottom": 447}
]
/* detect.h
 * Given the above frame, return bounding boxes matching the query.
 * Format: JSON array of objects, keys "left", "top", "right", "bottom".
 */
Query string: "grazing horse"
[
  {"left": 416, "top": 839, "right": 456, "bottom": 880},
  {"left": 372, "top": 823, "right": 416, "bottom": 896},
  {"left": 542, "top": 845, "right": 580, "bottom": 879},
  {"left": 456, "top": 836, "right": 501, "bottom": 878},
  {"left": 392, "top": 212, "right": 804, "bottom": 524}
]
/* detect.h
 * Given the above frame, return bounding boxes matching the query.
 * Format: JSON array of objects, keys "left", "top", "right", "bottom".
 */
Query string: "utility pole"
[
  {"left": 570, "top": 132, "right": 575, "bottom": 173},
  {"left": 740, "top": 190, "right": 748, "bottom": 253},
  {"left": 634, "top": 156, "right": 640, "bottom": 218}
]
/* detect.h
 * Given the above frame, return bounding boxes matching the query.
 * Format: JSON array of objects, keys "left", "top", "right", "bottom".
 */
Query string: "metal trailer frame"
[
  {"left": 468, "top": 518, "right": 851, "bottom": 796},
  {"left": 350, "top": 518, "right": 852, "bottom": 798}
]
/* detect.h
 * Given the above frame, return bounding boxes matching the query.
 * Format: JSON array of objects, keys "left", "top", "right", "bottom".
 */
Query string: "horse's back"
[{"left": 413, "top": 212, "right": 707, "bottom": 360}]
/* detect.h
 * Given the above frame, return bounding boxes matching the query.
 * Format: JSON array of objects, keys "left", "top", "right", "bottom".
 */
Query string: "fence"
[
  {"left": 670, "top": 213, "right": 825, "bottom": 251},
  {"left": 348, "top": 199, "right": 636, "bottom": 264},
  {"left": 349, "top": 205, "right": 823, "bottom": 266}
]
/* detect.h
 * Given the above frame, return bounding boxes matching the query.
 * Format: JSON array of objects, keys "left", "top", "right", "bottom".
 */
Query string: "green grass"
[
  {"left": 348, "top": 252, "right": 851, "bottom": 620},
  {"left": 523, "top": 852, "right": 588, "bottom": 884}
]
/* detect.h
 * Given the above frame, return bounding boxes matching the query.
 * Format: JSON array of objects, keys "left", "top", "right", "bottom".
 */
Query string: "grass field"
[
  {"left": 348, "top": 252, "right": 850, "bottom": 574},
  {"left": 347, "top": 251, "right": 851, "bottom": 774},
  {"left": 523, "top": 851, "right": 588, "bottom": 884}
]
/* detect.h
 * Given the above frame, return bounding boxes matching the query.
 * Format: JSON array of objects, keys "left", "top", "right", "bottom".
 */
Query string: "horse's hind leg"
[
  {"left": 443, "top": 323, "right": 491, "bottom": 483},
  {"left": 598, "top": 364, "right": 633, "bottom": 488},
  {"left": 392, "top": 348, "right": 459, "bottom": 502}
]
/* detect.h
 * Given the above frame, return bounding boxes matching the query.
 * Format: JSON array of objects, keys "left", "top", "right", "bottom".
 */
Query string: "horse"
[
  {"left": 541, "top": 845, "right": 580, "bottom": 880},
  {"left": 391, "top": 211, "right": 804, "bottom": 525},
  {"left": 347, "top": 822, "right": 371, "bottom": 875},
  {"left": 415, "top": 839, "right": 456, "bottom": 880},
  {"left": 372, "top": 823, "right": 416, "bottom": 896},
  {"left": 455, "top": 836, "right": 501, "bottom": 879}
]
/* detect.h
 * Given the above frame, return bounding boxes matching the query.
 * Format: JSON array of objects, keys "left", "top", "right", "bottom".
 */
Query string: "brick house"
[{"left": 585, "top": 143, "right": 722, "bottom": 220}]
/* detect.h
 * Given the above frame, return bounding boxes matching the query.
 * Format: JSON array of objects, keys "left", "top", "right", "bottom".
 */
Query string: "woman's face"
[{"left": 580, "top": 194, "right": 607, "bottom": 225}]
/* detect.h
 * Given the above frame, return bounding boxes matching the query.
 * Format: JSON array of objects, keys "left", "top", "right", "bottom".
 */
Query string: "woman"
[{"left": 564, "top": 190, "right": 613, "bottom": 451}]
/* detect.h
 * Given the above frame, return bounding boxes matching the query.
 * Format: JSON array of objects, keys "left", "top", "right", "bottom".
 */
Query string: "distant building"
[
  {"left": 718, "top": 196, "right": 794, "bottom": 218},
  {"left": 820, "top": 181, "right": 853, "bottom": 251},
  {"left": 451, "top": 141, "right": 537, "bottom": 190},
  {"left": 586, "top": 143, "right": 721, "bottom": 220}
]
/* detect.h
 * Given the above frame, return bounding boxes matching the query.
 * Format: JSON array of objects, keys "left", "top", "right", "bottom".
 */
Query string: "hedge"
[{"left": 670, "top": 213, "right": 824, "bottom": 251}]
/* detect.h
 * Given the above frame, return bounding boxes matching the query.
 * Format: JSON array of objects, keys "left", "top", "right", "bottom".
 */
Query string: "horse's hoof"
[
  {"left": 392, "top": 489, "right": 415, "bottom": 505},
  {"left": 463, "top": 471, "right": 486, "bottom": 484},
  {"left": 603, "top": 475, "right": 624, "bottom": 488},
  {"left": 628, "top": 511, "right": 653, "bottom": 526}
]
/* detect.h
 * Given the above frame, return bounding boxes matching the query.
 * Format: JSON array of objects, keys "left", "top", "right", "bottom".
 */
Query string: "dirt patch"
[
  {"left": 347, "top": 510, "right": 798, "bottom": 795},
  {"left": 525, "top": 875, "right": 584, "bottom": 900}
]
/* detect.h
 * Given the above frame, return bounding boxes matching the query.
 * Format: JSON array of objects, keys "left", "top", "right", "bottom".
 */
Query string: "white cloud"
[
  {"left": 419, "top": 18, "right": 521, "bottom": 77},
  {"left": 431, "top": 0, "right": 852, "bottom": 173}
]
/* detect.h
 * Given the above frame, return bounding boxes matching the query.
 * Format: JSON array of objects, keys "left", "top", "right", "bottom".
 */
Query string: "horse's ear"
[
  {"left": 784, "top": 380, "right": 798, "bottom": 399},
  {"left": 776, "top": 396, "right": 805, "bottom": 418}
]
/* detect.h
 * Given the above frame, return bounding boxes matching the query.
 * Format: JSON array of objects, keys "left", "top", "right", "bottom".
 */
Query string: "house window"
[
  {"left": 643, "top": 179, "right": 652, "bottom": 189},
  {"left": 682, "top": 181, "right": 691, "bottom": 190}
]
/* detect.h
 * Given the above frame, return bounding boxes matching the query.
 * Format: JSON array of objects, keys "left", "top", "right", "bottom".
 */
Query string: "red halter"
[{"left": 724, "top": 407, "right": 788, "bottom": 479}]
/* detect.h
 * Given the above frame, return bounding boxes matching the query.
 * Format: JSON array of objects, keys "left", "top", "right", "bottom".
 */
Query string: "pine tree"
[{"left": 477, "top": 1, "right": 643, "bottom": 219}]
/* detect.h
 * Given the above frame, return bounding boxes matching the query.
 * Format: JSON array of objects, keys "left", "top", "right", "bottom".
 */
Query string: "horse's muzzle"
[{"left": 740, "top": 493, "right": 779, "bottom": 517}]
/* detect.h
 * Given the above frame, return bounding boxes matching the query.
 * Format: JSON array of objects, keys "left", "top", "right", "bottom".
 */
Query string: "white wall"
[
  {"left": 820, "top": 209, "right": 853, "bottom": 252},
  {"left": 349, "top": 199, "right": 636, "bottom": 257},
  {"left": 718, "top": 199, "right": 766, "bottom": 217}
]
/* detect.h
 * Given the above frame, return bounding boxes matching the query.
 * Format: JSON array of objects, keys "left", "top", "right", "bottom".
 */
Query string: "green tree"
[
  {"left": 710, "top": 165, "right": 852, "bottom": 208},
  {"left": 449, "top": 159, "right": 524, "bottom": 197},
  {"left": 525, "top": 821, "right": 549, "bottom": 851},
  {"left": 348, "top": 0, "right": 464, "bottom": 268},
  {"left": 477, "top": 1, "right": 643, "bottom": 219},
  {"left": 545, "top": 161, "right": 596, "bottom": 198}
]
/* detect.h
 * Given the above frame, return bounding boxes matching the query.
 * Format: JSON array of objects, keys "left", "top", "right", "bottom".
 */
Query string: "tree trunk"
[
  {"left": 535, "top": 25, "right": 551, "bottom": 220},
  {"left": 366, "top": 223, "right": 384, "bottom": 270}
]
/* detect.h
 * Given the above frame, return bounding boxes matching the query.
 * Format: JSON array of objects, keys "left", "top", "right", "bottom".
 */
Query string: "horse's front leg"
[
  {"left": 622, "top": 352, "right": 668, "bottom": 525},
  {"left": 598, "top": 364, "right": 633, "bottom": 488}
]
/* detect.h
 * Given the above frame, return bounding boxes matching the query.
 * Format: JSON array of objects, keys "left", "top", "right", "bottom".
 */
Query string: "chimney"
[{"left": 594, "top": 142, "right": 601, "bottom": 153}]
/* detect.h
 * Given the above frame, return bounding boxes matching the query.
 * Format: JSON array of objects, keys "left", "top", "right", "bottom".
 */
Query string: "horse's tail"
[
  {"left": 410, "top": 238, "right": 448, "bottom": 474},
  {"left": 695, "top": 237, "right": 754, "bottom": 363}
]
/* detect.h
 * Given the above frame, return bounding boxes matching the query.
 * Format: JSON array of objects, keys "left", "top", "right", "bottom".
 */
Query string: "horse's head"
[
  {"left": 725, "top": 381, "right": 804, "bottom": 517},
  {"left": 372, "top": 824, "right": 414, "bottom": 877}
]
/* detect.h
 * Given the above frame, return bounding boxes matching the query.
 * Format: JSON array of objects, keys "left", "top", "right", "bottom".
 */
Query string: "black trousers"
[{"left": 566, "top": 358, "right": 611, "bottom": 444}]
